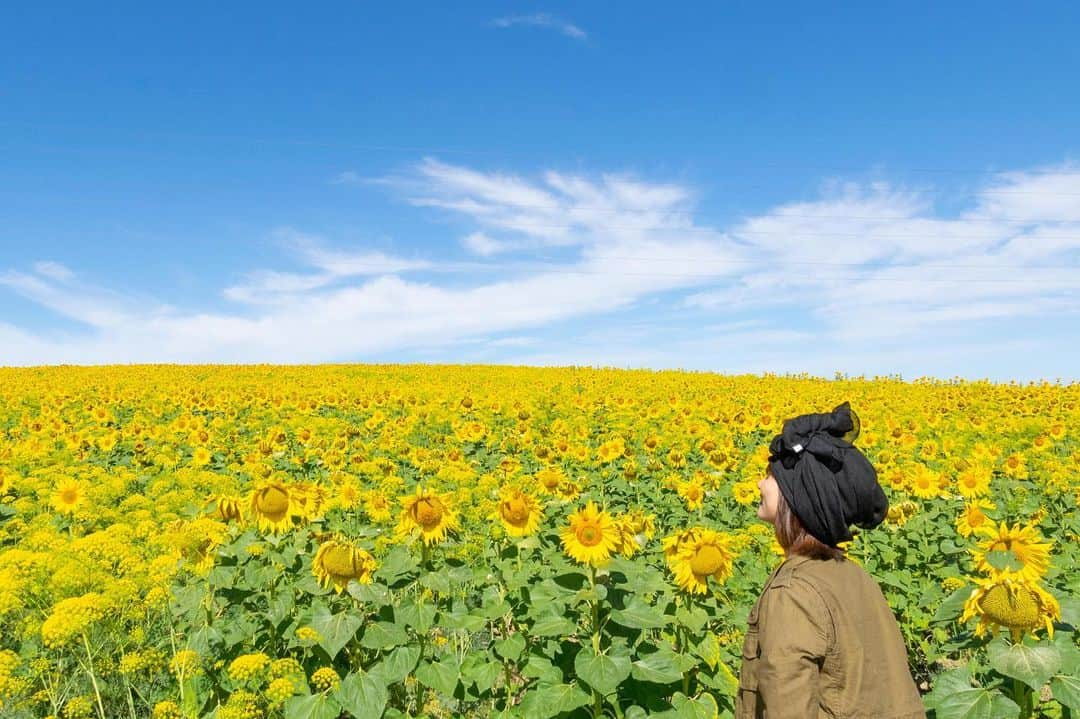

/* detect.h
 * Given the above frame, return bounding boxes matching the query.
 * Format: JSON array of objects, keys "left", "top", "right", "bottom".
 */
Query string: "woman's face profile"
[{"left": 756, "top": 472, "right": 781, "bottom": 523}]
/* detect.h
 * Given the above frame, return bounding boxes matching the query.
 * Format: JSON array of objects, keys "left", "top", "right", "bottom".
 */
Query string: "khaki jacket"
[{"left": 736, "top": 554, "right": 926, "bottom": 719}]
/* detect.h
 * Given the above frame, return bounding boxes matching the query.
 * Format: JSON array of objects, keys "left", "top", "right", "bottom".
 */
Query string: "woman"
[{"left": 736, "top": 402, "right": 926, "bottom": 719}]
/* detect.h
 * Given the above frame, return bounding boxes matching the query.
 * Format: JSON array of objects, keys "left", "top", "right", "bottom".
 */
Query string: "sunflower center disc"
[
  {"left": 576, "top": 524, "right": 602, "bottom": 547},
  {"left": 415, "top": 499, "right": 443, "bottom": 529},
  {"left": 981, "top": 585, "right": 1039, "bottom": 628},
  {"left": 322, "top": 545, "right": 356, "bottom": 577},
  {"left": 690, "top": 545, "right": 725, "bottom": 576},
  {"left": 503, "top": 499, "right": 529, "bottom": 524},
  {"left": 258, "top": 487, "right": 290, "bottom": 518}
]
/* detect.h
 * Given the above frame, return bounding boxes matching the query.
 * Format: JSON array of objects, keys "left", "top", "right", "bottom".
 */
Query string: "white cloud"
[
  {"left": 1, "top": 160, "right": 1078, "bottom": 379},
  {"left": 461, "top": 232, "right": 507, "bottom": 256},
  {"left": 32, "top": 261, "right": 74, "bottom": 281},
  {"left": 491, "top": 13, "right": 586, "bottom": 40}
]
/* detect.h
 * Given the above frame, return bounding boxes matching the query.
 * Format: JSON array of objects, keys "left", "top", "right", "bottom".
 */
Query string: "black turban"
[{"left": 767, "top": 401, "right": 887, "bottom": 547}]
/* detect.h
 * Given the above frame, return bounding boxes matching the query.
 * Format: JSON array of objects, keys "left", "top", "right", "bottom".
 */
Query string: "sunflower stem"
[{"left": 81, "top": 631, "right": 107, "bottom": 719}]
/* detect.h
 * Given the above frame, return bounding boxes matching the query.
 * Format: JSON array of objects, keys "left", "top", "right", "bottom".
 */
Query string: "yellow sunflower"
[
  {"left": 961, "top": 575, "right": 1060, "bottom": 640},
  {"left": 492, "top": 488, "right": 543, "bottom": 537},
  {"left": 52, "top": 478, "right": 86, "bottom": 515},
  {"left": 312, "top": 538, "right": 377, "bottom": 593},
  {"left": 248, "top": 481, "right": 295, "bottom": 533},
  {"left": 398, "top": 487, "right": 459, "bottom": 545},
  {"left": 662, "top": 527, "right": 702, "bottom": 565},
  {"left": 677, "top": 479, "right": 706, "bottom": 511},
  {"left": 731, "top": 480, "right": 758, "bottom": 506},
  {"left": 909, "top": 464, "right": 942, "bottom": 500},
  {"left": 364, "top": 491, "right": 393, "bottom": 523},
  {"left": 955, "top": 500, "right": 995, "bottom": 538},
  {"left": 971, "top": 521, "right": 1051, "bottom": 582},
  {"left": 955, "top": 466, "right": 991, "bottom": 499},
  {"left": 534, "top": 467, "right": 566, "bottom": 495},
  {"left": 214, "top": 494, "right": 244, "bottom": 522},
  {"left": 560, "top": 501, "right": 619, "bottom": 567},
  {"left": 670, "top": 529, "right": 737, "bottom": 595}
]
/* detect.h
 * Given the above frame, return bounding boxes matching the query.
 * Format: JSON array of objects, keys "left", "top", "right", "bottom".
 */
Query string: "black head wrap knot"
[{"left": 767, "top": 401, "right": 887, "bottom": 547}]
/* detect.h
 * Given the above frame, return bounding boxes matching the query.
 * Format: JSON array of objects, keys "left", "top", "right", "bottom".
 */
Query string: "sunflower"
[
  {"left": 909, "top": 464, "right": 942, "bottom": 500},
  {"left": 312, "top": 538, "right": 377, "bottom": 593},
  {"left": 955, "top": 500, "right": 995, "bottom": 538},
  {"left": 971, "top": 521, "right": 1051, "bottom": 582},
  {"left": 248, "top": 481, "right": 294, "bottom": 533},
  {"left": 364, "top": 491, "right": 393, "bottom": 523},
  {"left": 398, "top": 487, "right": 459, "bottom": 545},
  {"left": 731, "top": 481, "right": 758, "bottom": 506},
  {"left": 961, "top": 575, "right": 1060, "bottom": 640},
  {"left": 1001, "top": 453, "right": 1028, "bottom": 480},
  {"left": 669, "top": 529, "right": 737, "bottom": 595},
  {"left": 492, "top": 488, "right": 542, "bottom": 537},
  {"left": 677, "top": 479, "right": 706, "bottom": 511},
  {"left": 52, "top": 479, "right": 86, "bottom": 515},
  {"left": 955, "top": 466, "right": 991, "bottom": 499},
  {"left": 662, "top": 527, "right": 702, "bottom": 565},
  {"left": 596, "top": 438, "right": 626, "bottom": 464},
  {"left": 554, "top": 480, "right": 581, "bottom": 502},
  {"left": 560, "top": 501, "right": 619, "bottom": 567},
  {"left": 214, "top": 494, "right": 244, "bottom": 522},
  {"left": 535, "top": 467, "right": 566, "bottom": 495}
]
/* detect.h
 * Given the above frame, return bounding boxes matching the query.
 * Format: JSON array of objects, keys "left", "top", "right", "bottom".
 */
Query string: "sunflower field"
[{"left": 0, "top": 365, "right": 1077, "bottom": 719}]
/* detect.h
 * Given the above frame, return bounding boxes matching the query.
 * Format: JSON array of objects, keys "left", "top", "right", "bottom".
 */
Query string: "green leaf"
[
  {"left": 611, "top": 597, "right": 668, "bottom": 630},
  {"left": 574, "top": 648, "right": 631, "bottom": 696},
  {"left": 631, "top": 649, "right": 684, "bottom": 684},
  {"left": 925, "top": 679, "right": 1020, "bottom": 719},
  {"left": 310, "top": 606, "right": 363, "bottom": 659},
  {"left": 984, "top": 549, "right": 1024, "bottom": 573},
  {"left": 494, "top": 633, "right": 526, "bottom": 662},
  {"left": 1050, "top": 674, "right": 1080, "bottom": 710},
  {"left": 419, "top": 569, "right": 452, "bottom": 594},
  {"left": 674, "top": 605, "right": 708, "bottom": 633},
  {"left": 360, "top": 621, "right": 408, "bottom": 651},
  {"left": 518, "top": 683, "right": 591, "bottom": 719},
  {"left": 988, "top": 640, "right": 1061, "bottom": 691},
  {"left": 336, "top": 671, "right": 388, "bottom": 719},
  {"left": 530, "top": 614, "right": 576, "bottom": 637},
  {"left": 522, "top": 655, "right": 563, "bottom": 685},
  {"left": 671, "top": 691, "right": 720, "bottom": 719},
  {"left": 371, "top": 645, "right": 421, "bottom": 685},
  {"left": 415, "top": 657, "right": 461, "bottom": 696},
  {"left": 283, "top": 693, "right": 342, "bottom": 719},
  {"left": 395, "top": 599, "right": 436, "bottom": 633},
  {"left": 463, "top": 652, "right": 502, "bottom": 694},
  {"left": 931, "top": 587, "right": 972, "bottom": 624}
]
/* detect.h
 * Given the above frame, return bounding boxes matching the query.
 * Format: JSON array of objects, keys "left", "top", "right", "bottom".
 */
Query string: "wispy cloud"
[
  {"left": 1, "top": 160, "right": 1078, "bottom": 379},
  {"left": 490, "top": 13, "right": 587, "bottom": 40}
]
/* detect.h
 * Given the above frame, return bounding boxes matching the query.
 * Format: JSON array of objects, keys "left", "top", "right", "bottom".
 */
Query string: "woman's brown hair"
[{"left": 774, "top": 486, "right": 846, "bottom": 561}]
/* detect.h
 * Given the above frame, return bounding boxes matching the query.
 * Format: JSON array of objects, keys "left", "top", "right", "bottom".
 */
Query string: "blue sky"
[{"left": 2, "top": 2, "right": 1078, "bottom": 380}]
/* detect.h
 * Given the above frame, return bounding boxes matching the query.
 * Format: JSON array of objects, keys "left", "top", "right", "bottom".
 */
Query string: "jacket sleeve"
[{"left": 755, "top": 580, "right": 832, "bottom": 718}]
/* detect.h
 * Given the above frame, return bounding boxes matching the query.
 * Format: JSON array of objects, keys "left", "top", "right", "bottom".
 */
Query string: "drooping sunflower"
[
  {"left": 492, "top": 488, "right": 542, "bottom": 537},
  {"left": 960, "top": 575, "right": 1061, "bottom": 640},
  {"left": 971, "top": 521, "right": 1052, "bottom": 582},
  {"left": 312, "top": 538, "right": 377, "bottom": 593},
  {"left": 214, "top": 494, "right": 244, "bottom": 522},
  {"left": 669, "top": 529, "right": 737, "bottom": 595},
  {"left": 398, "top": 486, "right": 459, "bottom": 545},
  {"left": 560, "top": 501, "right": 619, "bottom": 567},
  {"left": 955, "top": 500, "right": 995, "bottom": 538},
  {"left": 248, "top": 480, "right": 294, "bottom": 533},
  {"left": 52, "top": 478, "right": 86, "bottom": 515}
]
